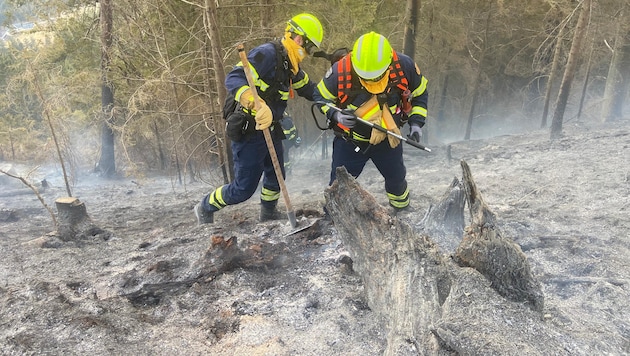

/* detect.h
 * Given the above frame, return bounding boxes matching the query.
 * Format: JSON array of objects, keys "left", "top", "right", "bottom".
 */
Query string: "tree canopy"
[{"left": 0, "top": 0, "right": 628, "bottom": 183}]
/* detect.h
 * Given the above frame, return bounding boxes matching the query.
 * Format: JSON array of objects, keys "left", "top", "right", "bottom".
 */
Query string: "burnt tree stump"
[
  {"left": 325, "top": 166, "right": 449, "bottom": 354},
  {"left": 55, "top": 197, "right": 104, "bottom": 242},
  {"left": 324, "top": 164, "right": 579, "bottom": 355},
  {"left": 454, "top": 160, "right": 544, "bottom": 312}
]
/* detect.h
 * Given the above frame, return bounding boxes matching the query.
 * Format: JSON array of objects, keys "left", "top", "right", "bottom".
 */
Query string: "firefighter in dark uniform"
[
  {"left": 194, "top": 13, "right": 324, "bottom": 224},
  {"left": 280, "top": 113, "right": 301, "bottom": 174},
  {"left": 314, "top": 32, "right": 428, "bottom": 210}
]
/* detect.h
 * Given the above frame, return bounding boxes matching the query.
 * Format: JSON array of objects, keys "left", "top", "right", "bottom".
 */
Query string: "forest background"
[{"left": 0, "top": 0, "right": 629, "bottom": 187}]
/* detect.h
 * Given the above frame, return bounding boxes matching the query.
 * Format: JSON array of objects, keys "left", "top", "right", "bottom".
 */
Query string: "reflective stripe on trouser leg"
[
  {"left": 260, "top": 187, "right": 280, "bottom": 205},
  {"left": 204, "top": 185, "right": 227, "bottom": 211},
  {"left": 387, "top": 186, "right": 409, "bottom": 209},
  {"left": 368, "top": 140, "right": 409, "bottom": 208}
]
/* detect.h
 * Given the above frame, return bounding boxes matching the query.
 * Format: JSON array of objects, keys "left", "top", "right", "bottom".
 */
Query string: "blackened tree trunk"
[
  {"left": 550, "top": 0, "right": 591, "bottom": 139},
  {"left": 97, "top": 0, "right": 116, "bottom": 177},
  {"left": 260, "top": 0, "right": 273, "bottom": 39},
  {"left": 204, "top": 0, "right": 232, "bottom": 182},
  {"left": 436, "top": 70, "right": 449, "bottom": 124},
  {"left": 541, "top": 24, "right": 566, "bottom": 128},
  {"left": 324, "top": 165, "right": 564, "bottom": 355},
  {"left": 402, "top": 0, "right": 419, "bottom": 58},
  {"left": 576, "top": 42, "right": 594, "bottom": 121}
]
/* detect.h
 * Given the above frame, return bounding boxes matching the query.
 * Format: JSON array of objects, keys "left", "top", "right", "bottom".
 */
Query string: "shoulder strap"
[
  {"left": 337, "top": 55, "right": 354, "bottom": 106},
  {"left": 388, "top": 51, "right": 409, "bottom": 92},
  {"left": 270, "top": 40, "right": 290, "bottom": 84}
]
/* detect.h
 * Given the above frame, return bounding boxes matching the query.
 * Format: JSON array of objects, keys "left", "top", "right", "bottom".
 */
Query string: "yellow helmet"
[
  {"left": 351, "top": 32, "right": 393, "bottom": 80},
  {"left": 286, "top": 13, "right": 324, "bottom": 48}
]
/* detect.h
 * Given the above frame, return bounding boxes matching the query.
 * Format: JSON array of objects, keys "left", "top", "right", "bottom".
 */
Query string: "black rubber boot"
[
  {"left": 259, "top": 204, "right": 283, "bottom": 222},
  {"left": 194, "top": 203, "right": 214, "bottom": 225}
]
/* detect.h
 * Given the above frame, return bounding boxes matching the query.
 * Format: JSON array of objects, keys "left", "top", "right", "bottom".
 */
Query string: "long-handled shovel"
[{"left": 237, "top": 43, "right": 298, "bottom": 228}]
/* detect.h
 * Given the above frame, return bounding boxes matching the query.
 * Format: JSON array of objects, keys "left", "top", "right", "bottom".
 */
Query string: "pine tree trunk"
[
  {"left": 576, "top": 42, "right": 594, "bottom": 121},
  {"left": 550, "top": 0, "right": 591, "bottom": 139},
  {"left": 97, "top": 0, "right": 116, "bottom": 177},
  {"left": 402, "top": 0, "right": 419, "bottom": 58},
  {"left": 541, "top": 24, "right": 566, "bottom": 128},
  {"left": 204, "top": 0, "right": 233, "bottom": 182},
  {"left": 464, "top": 4, "right": 492, "bottom": 141}
]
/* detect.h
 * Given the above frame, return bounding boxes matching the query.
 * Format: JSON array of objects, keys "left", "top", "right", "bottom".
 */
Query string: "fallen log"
[{"left": 324, "top": 164, "right": 582, "bottom": 355}]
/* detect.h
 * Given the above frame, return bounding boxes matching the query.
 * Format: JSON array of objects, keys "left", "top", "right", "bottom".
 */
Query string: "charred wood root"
[
  {"left": 195, "top": 236, "right": 292, "bottom": 280},
  {"left": 455, "top": 160, "right": 544, "bottom": 312},
  {"left": 117, "top": 236, "right": 293, "bottom": 306},
  {"left": 55, "top": 197, "right": 107, "bottom": 242}
]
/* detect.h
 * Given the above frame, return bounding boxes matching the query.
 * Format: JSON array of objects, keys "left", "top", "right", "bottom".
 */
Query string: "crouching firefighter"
[
  {"left": 313, "top": 31, "right": 429, "bottom": 211},
  {"left": 194, "top": 13, "right": 324, "bottom": 224}
]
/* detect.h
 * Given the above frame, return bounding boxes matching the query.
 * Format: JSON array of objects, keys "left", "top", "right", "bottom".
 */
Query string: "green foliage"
[
  {"left": 0, "top": 0, "right": 627, "bottom": 173},
  {"left": 0, "top": 5, "right": 100, "bottom": 165}
]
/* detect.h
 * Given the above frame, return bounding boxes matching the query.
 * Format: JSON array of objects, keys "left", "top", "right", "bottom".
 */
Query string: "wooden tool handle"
[{"left": 236, "top": 43, "right": 297, "bottom": 227}]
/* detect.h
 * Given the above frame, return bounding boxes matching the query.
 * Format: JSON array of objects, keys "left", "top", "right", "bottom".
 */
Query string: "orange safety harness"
[{"left": 336, "top": 51, "right": 410, "bottom": 113}]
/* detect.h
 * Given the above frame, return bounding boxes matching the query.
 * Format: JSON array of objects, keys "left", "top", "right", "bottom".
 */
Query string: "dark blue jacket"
[{"left": 225, "top": 42, "right": 317, "bottom": 123}]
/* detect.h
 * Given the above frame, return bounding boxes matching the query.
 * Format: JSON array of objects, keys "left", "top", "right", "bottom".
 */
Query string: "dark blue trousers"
[
  {"left": 202, "top": 130, "right": 284, "bottom": 212},
  {"left": 330, "top": 136, "right": 408, "bottom": 198}
]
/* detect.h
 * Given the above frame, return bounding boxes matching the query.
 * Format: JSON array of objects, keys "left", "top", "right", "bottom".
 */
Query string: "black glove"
[
  {"left": 333, "top": 110, "right": 356, "bottom": 129},
  {"left": 408, "top": 124, "right": 422, "bottom": 142}
]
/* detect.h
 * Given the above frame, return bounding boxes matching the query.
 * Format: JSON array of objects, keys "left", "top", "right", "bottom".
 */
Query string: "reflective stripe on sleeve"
[
  {"left": 412, "top": 76, "right": 428, "bottom": 97},
  {"left": 292, "top": 72, "right": 310, "bottom": 89},
  {"left": 317, "top": 81, "right": 337, "bottom": 100}
]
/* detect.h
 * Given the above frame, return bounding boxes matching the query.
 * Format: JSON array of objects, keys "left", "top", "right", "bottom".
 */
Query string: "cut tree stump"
[
  {"left": 324, "top": 164, "right": 580, "bottom": 355},
  {"left": 55, "top": 197, "right": 105, "bottom": 242}
]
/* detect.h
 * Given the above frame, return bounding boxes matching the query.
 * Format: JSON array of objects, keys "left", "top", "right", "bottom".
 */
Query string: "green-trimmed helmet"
[
  {"left": 351, "top": 32, "right": 393, "bottom": 80},
  {"left": 287, "top": 13, "right": 324, "bottom": 48}
]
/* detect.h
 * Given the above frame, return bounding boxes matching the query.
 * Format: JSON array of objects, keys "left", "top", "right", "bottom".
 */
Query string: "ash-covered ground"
[{"left": 1, "top": 120, "right": 628, "bottom": 355}]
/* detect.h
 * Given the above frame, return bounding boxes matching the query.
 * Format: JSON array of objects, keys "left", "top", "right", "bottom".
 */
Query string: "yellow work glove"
[
  {"left": 382, "top": 107, "right": 401, "bottom": 148},
  {"left": 239, "top": 88, "right": 256, "bottom": 111},
  {"left": 369, "top": 128, "right": 387, "bottom": 145},
  {"left": 254, "top": 102, "right": 273, "bottom": 130}
]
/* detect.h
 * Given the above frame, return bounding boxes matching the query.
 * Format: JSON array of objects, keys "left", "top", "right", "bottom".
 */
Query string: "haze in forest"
[{"left": 0, "top": 0, "right": 628, "bottom": 185}]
